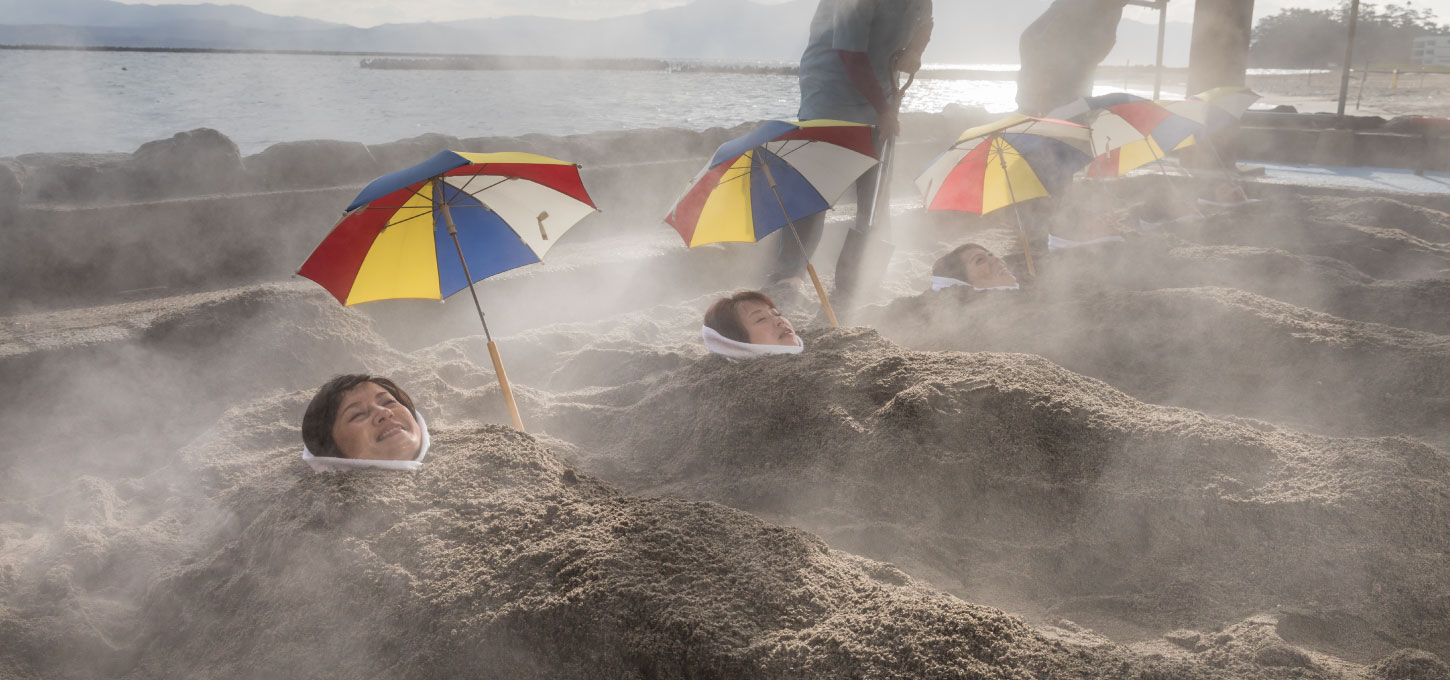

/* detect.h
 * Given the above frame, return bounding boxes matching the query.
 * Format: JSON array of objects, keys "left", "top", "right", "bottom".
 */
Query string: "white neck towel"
[
  {"left": 931, "top": 276, "right": 1020, "bottom": 292},
  {"left": 702, "top": 325, "right": 804, "bottom": 362},
  {"left": 302, "top": 412, "right": 431, "bottom": 473},
  {"left": 1048, "top": 233, "right": 1125, "bottom": 251}
]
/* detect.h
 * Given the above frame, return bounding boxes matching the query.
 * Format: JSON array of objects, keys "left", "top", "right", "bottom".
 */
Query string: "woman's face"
[
  {"left": 960, "top": 247, "right": 1017, "bottom": 289},
  {"left": 330, "top": 381, "right": 422, "bottom": 461},
  {"left": 737, "top": 299, "right": 797, "bottom": 346}
]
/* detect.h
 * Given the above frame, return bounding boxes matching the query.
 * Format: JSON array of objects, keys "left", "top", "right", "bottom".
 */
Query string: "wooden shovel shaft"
[{"left": 487, "top": 340, "right": 525, "bottom": 432}]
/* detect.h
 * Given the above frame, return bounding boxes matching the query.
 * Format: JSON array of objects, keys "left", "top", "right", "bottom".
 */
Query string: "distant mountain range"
[{"left": 0, "top": 0, "right": 1193, "bottom": 65}]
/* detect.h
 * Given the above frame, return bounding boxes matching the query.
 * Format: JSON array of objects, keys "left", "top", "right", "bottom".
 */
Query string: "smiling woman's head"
[
  {"left": 704, "top": 291, "right": 798, "bottom": 347},
  {"left": 302, "top": 375, "right": 422, "bottom": 461}
]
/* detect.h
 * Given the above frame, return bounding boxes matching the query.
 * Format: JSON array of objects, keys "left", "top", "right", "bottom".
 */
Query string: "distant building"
[{"left": 1411, "top": 36, "right": 1450, "bottom": 66}]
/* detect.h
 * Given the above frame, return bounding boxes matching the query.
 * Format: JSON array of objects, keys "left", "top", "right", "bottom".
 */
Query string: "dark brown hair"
[
  {"left": 703, "top": 290, "right": 778, "bottom": 344},
  {"left": 302, "top": 375, "right": 415, "bottom": 458},
  {"left": 931, "top": 242, "right": 989, "bottom": 281}
]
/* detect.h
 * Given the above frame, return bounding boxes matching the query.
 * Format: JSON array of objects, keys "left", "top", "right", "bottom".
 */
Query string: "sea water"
[{"left": 0, "top": 49, "right": 1178, "bottom": 157}]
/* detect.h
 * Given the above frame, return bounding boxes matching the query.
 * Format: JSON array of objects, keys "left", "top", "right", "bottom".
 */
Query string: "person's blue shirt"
[{"left": 798, "top": 0, "right": 932, "bottom": 125}]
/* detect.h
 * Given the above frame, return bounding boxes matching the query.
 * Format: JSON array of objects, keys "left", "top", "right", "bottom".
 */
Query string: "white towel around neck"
[
  {"left": 702, "top": 325, "right": 804, "bottom": 362},
  {"left": 931, "top": 276, "right": 1020, "bottom": 292},
  {"left": 1048, "top": 233, "right": 1125, "bottom": 251},
  {"left": 301, "top": 412, "right": 431, "bottom": 473}
]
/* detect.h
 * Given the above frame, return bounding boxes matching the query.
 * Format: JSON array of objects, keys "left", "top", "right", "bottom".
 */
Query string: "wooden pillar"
[
  {"left": 1186, "top": 0, "right": 1255, "bottom": 96},
  {"left": 1186, "top": 0, "right": 1255, "bottom": 170}
]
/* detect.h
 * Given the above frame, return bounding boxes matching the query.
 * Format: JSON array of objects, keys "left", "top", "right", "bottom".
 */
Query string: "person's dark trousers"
[{"left": 770, "top": 130, "right": 889, "bottom": 302}]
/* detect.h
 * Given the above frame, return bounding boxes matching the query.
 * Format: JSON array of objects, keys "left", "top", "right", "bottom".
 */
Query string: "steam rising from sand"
[{"left": 4, "top": 110, "right": 1450, "bottom": 679}]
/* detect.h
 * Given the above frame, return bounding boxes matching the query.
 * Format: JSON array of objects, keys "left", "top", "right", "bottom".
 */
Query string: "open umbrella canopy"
[
  {"left": 1191, "top": 86, "right": 1261, "bottom": 123},
  {"left": 1050, "top": 92, "right": 1202, "bottom": 158},
  {"left": 299, "top": 150, "right": 598, "bottom": 306},
  {"left": 665, "top": 119, "right": 877, "bottom": 247},
  {"left": 917, "top": 114, "right": 1093, "bottom": 214}
]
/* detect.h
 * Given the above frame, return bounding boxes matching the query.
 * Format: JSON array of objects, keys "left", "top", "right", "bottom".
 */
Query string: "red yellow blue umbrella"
[
  {"left": 1189, "top": 86, "right": 1261, "bottom": 126},
  {"left": 298, "top": 150, "right": 599, "bottom": 431},
  {"left": 916, "top": 114, "right": 1094, "bottom": 276},
  {"left": 1051, "top": 93, "right": 1204, "bottom": 178},
  {"left": 665, "top": 119, "right": 878, "bottom": 325},
  {"left": 1161, "top": 87, "right": 1262, "bottom": 171}
]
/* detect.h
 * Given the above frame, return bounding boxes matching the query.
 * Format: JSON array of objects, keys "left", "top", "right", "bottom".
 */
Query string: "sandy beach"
[{"left": 3, "top": 105, "right": 1450, "bottom": 679}]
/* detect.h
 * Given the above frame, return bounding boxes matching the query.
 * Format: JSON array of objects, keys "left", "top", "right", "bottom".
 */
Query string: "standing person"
[{"left": 773, "top": 0, "right": 933, "bottom": 314}]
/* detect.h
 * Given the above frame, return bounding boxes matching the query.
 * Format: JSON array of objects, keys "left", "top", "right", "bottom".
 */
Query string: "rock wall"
[{"left": 0, "top": 112, "right": 978, "bottom": 314}]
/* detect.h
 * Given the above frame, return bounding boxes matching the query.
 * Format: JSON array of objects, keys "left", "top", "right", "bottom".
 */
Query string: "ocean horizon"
[{"left": 2, "top": 49, "right": 1312, "bottom": 158}]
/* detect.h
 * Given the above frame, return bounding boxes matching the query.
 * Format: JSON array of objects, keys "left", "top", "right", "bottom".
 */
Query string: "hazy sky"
[{"left": 107, "top": 0, "right": 1450, "bottom": 29}]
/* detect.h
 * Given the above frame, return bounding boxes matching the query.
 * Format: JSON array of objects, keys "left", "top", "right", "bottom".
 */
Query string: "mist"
[{"left": 5, "top": 0, "right": 1450, "bottom": 677}]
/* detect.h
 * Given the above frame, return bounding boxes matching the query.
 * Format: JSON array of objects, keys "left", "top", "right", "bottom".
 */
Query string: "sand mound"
[
  {"left": 1000, "top": 233, "right": 1450, "bottom": 336},
  {"left": 0, "top": 283, "right": 401, "bottom": 498},
  {"left": 867, "top": 283, "right": 1450, "bottom": 439},
  {"left": 1301, "top": 196, "right": 1450, "bottom": 245},
  {"left": 541, "top": 327, "right": 1450, "bottom": 656},
  {"left": 104, "top": 420, "right": 1199, "bottom": 680},
  {"left": 1169, "top": 200, "right": 1450, "bottom": 280}
]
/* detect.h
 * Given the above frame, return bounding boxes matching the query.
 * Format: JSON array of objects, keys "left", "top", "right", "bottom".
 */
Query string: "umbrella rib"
[{"left": 373, "top": 207, "right": 439, "bottom": 231}]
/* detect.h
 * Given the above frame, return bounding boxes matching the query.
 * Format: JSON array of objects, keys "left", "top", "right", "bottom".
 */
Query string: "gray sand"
[{"left": 4, "top": 133, "right": 1450, "bottom": 678}]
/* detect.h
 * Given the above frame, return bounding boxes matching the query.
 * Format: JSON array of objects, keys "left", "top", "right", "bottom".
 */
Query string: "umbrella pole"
[
  {"left": 995, "top": 138, "right": 1037, "bottom": 277},
  {"left": 440, "top": 201, "right": 526, "bottom": 433},
  {"left": 1146, "top": 138, "right": 1201, "bottom": 214},
  {"left": 757, "top": 147, "right": 840, "bottom": 327},
  {"left": 1202, "top": 136, "right": 1247, "bottom": 196}
]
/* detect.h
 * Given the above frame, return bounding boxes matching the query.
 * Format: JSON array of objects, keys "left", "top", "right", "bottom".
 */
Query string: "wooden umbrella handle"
[
  {"left": 487, "top": 340, "right": 525, "bottom": 432},
  {"left": 1019, "top": 227, "right": 1038, "bottom": 278},
  {"left": 807, "top": 263, "right": 840, "bottom": 327}
]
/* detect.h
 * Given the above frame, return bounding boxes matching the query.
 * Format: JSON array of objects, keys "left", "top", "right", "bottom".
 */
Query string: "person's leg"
[
  {"left": 770, "top": 210, "right": 826, "bottom": 283},
  {"left": 833, "top": 162, "right": 885, "bottom": 297}
]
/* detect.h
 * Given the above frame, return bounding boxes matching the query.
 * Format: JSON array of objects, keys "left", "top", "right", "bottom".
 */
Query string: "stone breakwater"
[{"left": 0, "top": 111, "right": 980, "bottom": 313}]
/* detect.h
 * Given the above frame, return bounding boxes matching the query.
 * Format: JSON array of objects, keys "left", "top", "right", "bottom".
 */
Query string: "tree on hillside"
[{"left": 1250, "top": 2, "right": 1449, "bottom": 68}]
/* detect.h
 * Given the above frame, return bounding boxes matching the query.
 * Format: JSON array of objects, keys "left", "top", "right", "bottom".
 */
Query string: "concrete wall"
[{"left": 1237, "top": 113, "right": 1450, "bottom": 171}]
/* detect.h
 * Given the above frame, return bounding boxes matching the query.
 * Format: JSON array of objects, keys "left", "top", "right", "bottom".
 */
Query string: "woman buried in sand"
[
  {"left": 931, "top": 243, "right": 1020, "bottom": 292},
  {"left": 301, "top": 374, "right": 430, "bottom": 472},
  {"left": 702, "top": 291, "right": 804, "bottom": 361}
]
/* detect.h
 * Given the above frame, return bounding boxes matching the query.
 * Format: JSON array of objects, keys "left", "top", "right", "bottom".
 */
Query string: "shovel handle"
[{"left": 487, "top": 340, "right": 525, "bottom": 432}]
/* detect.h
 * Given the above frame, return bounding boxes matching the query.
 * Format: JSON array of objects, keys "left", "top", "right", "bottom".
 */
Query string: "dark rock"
[
  {"left": 243, "top": 139, "right": 380, "bottom": 191},
  {"left": 11, "top": 151, "right": 130, "bottom": 204},
  {"left": 129, "top": 128, "right": 244, "bottom": 197}
]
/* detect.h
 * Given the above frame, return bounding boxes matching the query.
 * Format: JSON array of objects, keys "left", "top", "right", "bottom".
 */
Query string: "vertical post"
[
  {"left": 1337, "top": 0, "right": 1361, "bottom": 117},
  {"left": 1186, "top": 0, "right": 1255, "bottom": 95},
  {"left": 1153, "top": 0, "right": 1169, "bottom": 100}
]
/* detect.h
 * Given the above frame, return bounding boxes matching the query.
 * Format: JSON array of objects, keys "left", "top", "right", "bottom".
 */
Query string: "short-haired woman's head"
[
  {"left": 933, "top": 243, "right": 1017, "bottom": 289},
  {"left": 302, "top": 375, "right": 422, "bottom": 461},
  {"left": 703, "top": 291, "right": 797, "bottom": 346}
]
